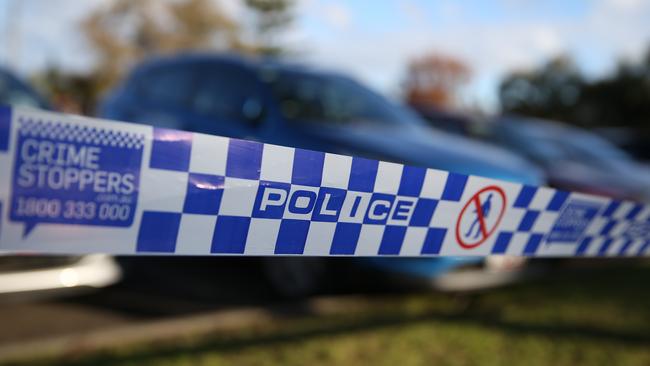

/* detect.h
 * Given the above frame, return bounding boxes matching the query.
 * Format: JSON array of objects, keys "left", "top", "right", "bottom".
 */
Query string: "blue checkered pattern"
[
  {"left": 2, "top": 107, "right": 650, "bottom": 257},
  {"left": 489, "top": 185, "right": 569, "bottom": 256},
  {"left": 136, "top": 128, "right": 466, "bottom": 255},
  {"left": 573, "top": 201, "right": 650, "bottom": 257},
  {"left": 133, "top": 127, "right": 650, "bottom": 257},
  {"left": 488, "top": 190, "right": 650, "bottom": 257},
  {"left": 18, "top": 117, "right": 144, "bottom": 149}
]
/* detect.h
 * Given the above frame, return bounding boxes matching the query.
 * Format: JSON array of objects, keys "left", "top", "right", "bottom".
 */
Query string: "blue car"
[
  {"left": 100, "top": 54, "right": 543, "bottom": 296},
  {"left": 488, "top": 116, "right": 650, "bottom": 202}
]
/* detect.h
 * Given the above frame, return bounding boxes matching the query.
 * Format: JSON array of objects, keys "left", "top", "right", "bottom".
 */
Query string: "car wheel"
[{"left": 262, "top": 257, "right": 327, "bottom": 298}]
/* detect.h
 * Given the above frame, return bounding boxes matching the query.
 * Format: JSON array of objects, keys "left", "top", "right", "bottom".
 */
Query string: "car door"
[
  {"left": 126, "top": 63, "right": 199, "bottom": 130},
  {"left": 179, "top": 61, "right": 272, "bottom": 141}
]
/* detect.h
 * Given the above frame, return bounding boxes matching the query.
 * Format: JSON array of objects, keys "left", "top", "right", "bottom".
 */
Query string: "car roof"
[
  {"left": 496, "top": 115, "right": 585, "bottom": 138},
  {"left": 133, "top": 52, "right": 345, "bottom": 80}
]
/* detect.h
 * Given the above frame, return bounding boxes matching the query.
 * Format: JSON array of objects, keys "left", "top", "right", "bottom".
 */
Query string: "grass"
[{"left": 27, "top": 260, "right": 650, "bottom": 366}]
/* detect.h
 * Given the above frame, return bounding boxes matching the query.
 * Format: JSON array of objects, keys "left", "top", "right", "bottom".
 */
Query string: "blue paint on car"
[{"left": 100, "top": 53, "right": 544, "bottom": 284}]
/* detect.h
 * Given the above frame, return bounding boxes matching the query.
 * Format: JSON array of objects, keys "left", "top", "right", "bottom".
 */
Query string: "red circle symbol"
[{"left": 455, "top": 185, "right": 507, "bottom": 249}]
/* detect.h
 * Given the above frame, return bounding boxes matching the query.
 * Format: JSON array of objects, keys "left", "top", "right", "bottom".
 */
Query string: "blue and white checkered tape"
[{"left": 0, "top": 106, "right": 649, "bottom": 257}]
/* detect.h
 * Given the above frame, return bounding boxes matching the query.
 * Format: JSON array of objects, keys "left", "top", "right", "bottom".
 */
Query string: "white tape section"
[{"left": 0, "top": 106, "right": 648, "bottom": 257}]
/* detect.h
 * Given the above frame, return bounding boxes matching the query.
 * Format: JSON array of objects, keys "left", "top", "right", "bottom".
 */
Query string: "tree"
[
  {"left": 499, "top": 56, "right": 584, "bottom": 124},
  {"left": 82, "top": 0, "right": 244, "bottom": 93},
  {"left": 245, "top": 0, "right": 294, "bottom": 56},
  {"left": 32, "top": 67, "right": 97, "bottom": 114},
  {"left": 403, "top": 52, "right": 471, "bottom": 109},
  {"left": 499, "top": 50, "right": 650, "bottom": 130},
  {"left": 578, "top": 52, "right": 650, "bottom": 129}
]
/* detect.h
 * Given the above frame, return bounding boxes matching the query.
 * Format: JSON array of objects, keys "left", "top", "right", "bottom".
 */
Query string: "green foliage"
[
  {"left": 245, "top": 0, "right": 295, "bottom": 56},
  {"left": 499, "top": 48, "right": 650, "bottom": 130},
  {"left": 26, "top": 261, "right": 650, "bottom": 366},
  {"left": 82, "top": 0, "right": 244, "bottom": 92},
  {"left": 34, "top": 0, "right": 295, "bottom": 113}
]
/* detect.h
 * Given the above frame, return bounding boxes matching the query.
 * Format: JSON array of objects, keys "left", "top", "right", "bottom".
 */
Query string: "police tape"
[{"left": 0, "top": 105, "right": 648, "bottom": 257}]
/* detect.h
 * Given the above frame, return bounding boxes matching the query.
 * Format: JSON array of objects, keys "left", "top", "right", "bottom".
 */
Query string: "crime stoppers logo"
[
  {"left": 10, "top": 118, "right": 144, "bottom": 237},
  {"left": 455, "top": 186, "right": 506, "bottom": 249}
]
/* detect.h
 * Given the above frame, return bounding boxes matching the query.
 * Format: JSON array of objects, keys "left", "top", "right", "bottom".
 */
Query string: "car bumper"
[
  {"left": 431, "top": 260, "right": 528, "bottom": 291},
  {"left": 360, "top": 256, "right": 532, "bottom": 291},
  {"left": 0, "top": 254, "right": 121, "bottom": 296}
]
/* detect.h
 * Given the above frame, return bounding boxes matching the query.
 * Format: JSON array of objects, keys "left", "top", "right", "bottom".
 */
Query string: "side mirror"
[{"left": 242, "top": 98, "right": 265, "bottom": 126}]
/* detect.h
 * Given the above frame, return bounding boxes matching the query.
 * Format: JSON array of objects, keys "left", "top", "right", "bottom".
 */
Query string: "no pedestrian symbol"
[{"left": 455, "top": 185, "right": 507, "bottom": 249}]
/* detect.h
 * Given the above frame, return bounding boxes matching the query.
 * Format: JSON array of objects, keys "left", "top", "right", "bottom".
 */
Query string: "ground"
[{"left": 21, "top": 260, "right": 650, "bottom": 366}]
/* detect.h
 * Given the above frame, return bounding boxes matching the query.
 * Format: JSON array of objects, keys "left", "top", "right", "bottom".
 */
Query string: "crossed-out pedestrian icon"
[
  {"left": 465, "top": 193, "right": 493, "bottom": 239},
  {"left": 456, "top": 186, "right": 506, "bottom": 249}
]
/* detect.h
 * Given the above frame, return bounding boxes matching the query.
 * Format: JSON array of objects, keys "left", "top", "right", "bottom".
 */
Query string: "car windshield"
[
  {"left": 0, "top": 72, "right": 47, "bottom": 109},
  {"left": 501, "top": 121, "right": 631, "bottom": 167},
  {"left": 560, "top": 132, "right": 630, "bottom": 162},
  {"left": 264, "top": 68, "right": 424, "bottom": 127}
]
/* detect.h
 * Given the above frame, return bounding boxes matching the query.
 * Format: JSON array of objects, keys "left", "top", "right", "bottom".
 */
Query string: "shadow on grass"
[{"left": 39, "top": 261, "right": 650, "bottom": 366}]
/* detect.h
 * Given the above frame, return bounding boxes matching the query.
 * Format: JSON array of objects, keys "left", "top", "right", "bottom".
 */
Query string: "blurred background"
[{"left": 0, "top": 0, "right": 649, "bottom": 365}]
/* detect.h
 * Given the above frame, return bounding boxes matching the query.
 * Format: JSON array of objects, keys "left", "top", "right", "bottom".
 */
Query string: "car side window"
[
  {"left": 191, "top": 64, "right": 261, "bottom": 123},
  {"left": 268, "top": 71, "right": 419, "bottom": 126},
  {"left": 139, "top": 65, "right": 195, "bottom": 108},
  {"left": 0, "top": 73, "right": 46, "bottom": 108}
]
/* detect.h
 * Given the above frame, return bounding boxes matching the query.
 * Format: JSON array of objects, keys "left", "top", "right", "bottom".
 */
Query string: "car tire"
[{"left": 262, "top": 257, "right": 327, "bottom": 298}]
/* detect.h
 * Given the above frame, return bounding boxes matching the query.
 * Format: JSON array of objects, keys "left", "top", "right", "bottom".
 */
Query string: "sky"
[{"left": 1, "top": 0, "right": 650, "bottom": 111}]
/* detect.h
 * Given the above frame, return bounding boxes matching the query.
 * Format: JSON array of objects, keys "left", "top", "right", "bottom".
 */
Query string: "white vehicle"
[
  {"left": 0, "top": 69, "right": 121, "bottom": 299},
  {"left": 0, "top": 254, "right": 120, "bottom": 299}
]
